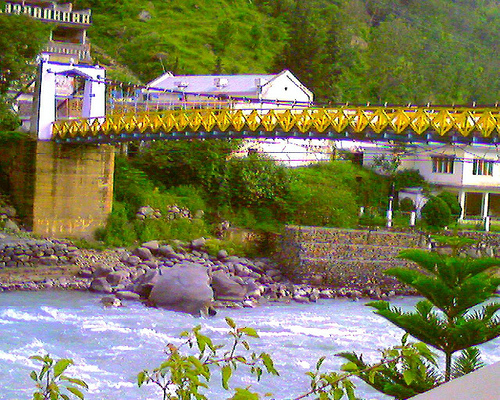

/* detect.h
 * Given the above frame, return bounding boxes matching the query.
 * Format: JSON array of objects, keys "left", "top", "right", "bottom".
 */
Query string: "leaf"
[
  {"left": 340, "top": 362, "right": 359, "bottom": 372},
  {"left": 54, "top": 359, "right": 73, "bottom": 378},
  {"left": 222, "top": 365, "right": 232, "bottom": 390},
  {"left": 30, "top": 355, "right": 45, "bottom": 362},
  {"left": 238, "top": 327, "right": 259, "bottom": 338},
  {"left": 67, "top": 386, "right": 85, "bottom": 399},
  {"left": 261, "top": 353, "right": 279, "bottom": 376},
  {"left": 227, "top": 388, "right": 260, "bottom": 400},
  {"left": 225, "top": 317, "right": 236, "bottom": 329},
  {"left": 137, "top": 371, "right": 147, "bottom": 387},
  {"left": 334, "top": 388, "right": 344, "bottom": 400},
  {"left": 60, "top": 377, "right": 89, "bottom": 389},
  {"left": 30, "top": 371, "right": 38, "bottom": 381},
  {"left": 316, "top": 356, "right": 326, "bottom": 370},
  {"left": 403, "top": 370, "right": 416, "bottom": 385}
]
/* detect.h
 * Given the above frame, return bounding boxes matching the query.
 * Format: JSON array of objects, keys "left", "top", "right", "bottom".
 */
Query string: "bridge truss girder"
[{"left": 51, "top": 106, "right": 500, "bottom": 145}]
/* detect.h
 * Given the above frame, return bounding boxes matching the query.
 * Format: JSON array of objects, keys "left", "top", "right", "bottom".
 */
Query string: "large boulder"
[
  {"left": 148, "top": 263, "right": 213, "bottom": 316},
  {"left": 211, "top": 270, "right": 247, "bottom": 301}
]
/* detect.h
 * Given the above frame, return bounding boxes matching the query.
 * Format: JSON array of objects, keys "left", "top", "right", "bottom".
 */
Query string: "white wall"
[
  {"left": 33, "top": 59, "right": 106, "bottom": 140},
  {"left": 261, "top": 71, "right": 313, "bottom": 104}
]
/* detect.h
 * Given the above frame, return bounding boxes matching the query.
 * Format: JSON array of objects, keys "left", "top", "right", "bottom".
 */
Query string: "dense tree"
[{"left": 0, "top": 13, "right": 48, "bottom": 130}]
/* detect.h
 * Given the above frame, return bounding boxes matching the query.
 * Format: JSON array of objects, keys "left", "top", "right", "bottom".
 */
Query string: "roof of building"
[{"left": 146, "top": 70, "right": 312, "bottom": 99}]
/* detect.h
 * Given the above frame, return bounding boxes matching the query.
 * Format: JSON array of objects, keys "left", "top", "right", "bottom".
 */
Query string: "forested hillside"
[{"left": 74, "top": 0, "right": 500, "bottom": 104}]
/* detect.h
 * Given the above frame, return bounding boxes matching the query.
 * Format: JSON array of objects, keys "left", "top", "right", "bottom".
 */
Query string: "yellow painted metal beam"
[{"left": 51, "top": 106, "right": 500, "bottom": 143}]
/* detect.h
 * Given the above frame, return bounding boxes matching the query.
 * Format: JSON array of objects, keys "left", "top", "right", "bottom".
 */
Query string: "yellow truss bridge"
[{"left": 52, "top": 106, "right": 500, "bottom": 144}]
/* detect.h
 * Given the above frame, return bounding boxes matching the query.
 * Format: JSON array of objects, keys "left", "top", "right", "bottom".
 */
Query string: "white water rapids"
[{"left": 0, "top": 291, "right": 498, "bottom": 399}]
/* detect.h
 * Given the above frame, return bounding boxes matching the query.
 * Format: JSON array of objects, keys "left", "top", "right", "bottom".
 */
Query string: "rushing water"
[{"left": 0, "top": 291, "right": 499, "bottom": 400}]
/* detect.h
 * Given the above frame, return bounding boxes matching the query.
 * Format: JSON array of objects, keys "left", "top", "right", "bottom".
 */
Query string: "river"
[{"left": 0, "top": 291, "right": 498, "bottom": 400}]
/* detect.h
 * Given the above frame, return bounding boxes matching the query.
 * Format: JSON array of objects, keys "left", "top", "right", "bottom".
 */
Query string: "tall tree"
[{"left": 0, "top": 13, "right": 48, "bottom": 130}]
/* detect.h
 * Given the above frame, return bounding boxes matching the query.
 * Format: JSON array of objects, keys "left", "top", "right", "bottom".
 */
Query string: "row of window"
[{"left": 431, "top": 156, "right": 495, "bottom": 176}]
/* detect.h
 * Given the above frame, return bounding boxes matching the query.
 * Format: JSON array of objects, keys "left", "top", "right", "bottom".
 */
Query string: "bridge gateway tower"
[{"left": 1, "top": 1, "right": 114, "bottom": 238}]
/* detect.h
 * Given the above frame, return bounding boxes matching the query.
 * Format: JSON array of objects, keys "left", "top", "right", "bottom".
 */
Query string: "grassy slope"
[{"left": 88, "top": 0, "right": 288, "bottom": 83}]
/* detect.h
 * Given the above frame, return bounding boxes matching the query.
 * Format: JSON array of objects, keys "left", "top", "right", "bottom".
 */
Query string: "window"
[
  {"left": 432, "top": 156, "right": 455, "bottom": 174},
  {"left": 473, "top": 159, "right": 493, "bottom": 176}
]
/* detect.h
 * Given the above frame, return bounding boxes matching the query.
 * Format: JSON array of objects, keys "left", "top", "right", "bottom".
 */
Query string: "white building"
[
  {"left": 361, "top": 142, "right": 500, "bottom": 221},
  {"left": 141, "top": 70, "right": 330, "bottom": 166}
]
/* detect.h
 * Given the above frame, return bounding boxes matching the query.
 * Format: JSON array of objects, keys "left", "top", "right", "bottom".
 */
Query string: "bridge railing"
[{"left": 51, "top": 106, "right": 500, "bottom": 143}]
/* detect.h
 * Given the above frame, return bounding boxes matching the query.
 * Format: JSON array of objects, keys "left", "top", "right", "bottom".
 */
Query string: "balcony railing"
[
  {"left": 1, "top": 2, "right": 92, "bottom": 25},
  {"left": 44, "top": 41, "right": 92, "bottom": 62}
]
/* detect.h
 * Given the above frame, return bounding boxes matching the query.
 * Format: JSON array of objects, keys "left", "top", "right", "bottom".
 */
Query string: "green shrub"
[
  {"left": 437, "top": 191, "right": 461, "bottom": 220},
  {"left": 96, "top": 202, "right": 138, "bottom": 246},
  {"left": 394, "top": 169, "right": 427, "bottom": 191},
  {"left": 399, "top": 197, "right": 415, "bottom": 212},
  {"left": 222, "top": 153, "right": 291, "bottom": 219},
  {"left": 113, "top": 156, "right": 155, "bottom": 215},
  {"left": 421, "top": 196, "right": 452, "bottom": 228}
]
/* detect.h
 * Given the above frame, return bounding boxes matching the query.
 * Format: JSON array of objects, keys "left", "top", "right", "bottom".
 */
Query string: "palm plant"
[
  {"left": 369, "top": 239, "right": 500, "bottom": 382},
  {"left": 338, "top": 236, "right": 500, "bottom": 399}
]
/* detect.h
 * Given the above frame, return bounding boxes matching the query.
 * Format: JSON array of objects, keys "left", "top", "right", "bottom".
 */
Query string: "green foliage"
[
  {"left": 399, "top": 197, "right": 415, "bottom": 212},
  {"left": 0, "top": 13, "right": 48, "bottom": 130},
  {"left": 0, "top": 14, "right": 49, "bottom": 94},
  {"left": 437, "top": 191, "right": 462, "bottom": 220},
  {"left": 287, "top": 161, "right": 385, "bottom": 228},
  {"left": 137, "top": 318, "right": 278, "bottom": 399},
  {"left": 132, "top": 140, "right": 239, "bottom": 201},
  {"left": 29, "top": 354, "right": 88, "bottom": 400},
  {"left": 451, "top": 347, "right": 485, "bottom": 379},
  {"left": 421, "top": 196, "right": 452, "bottom": 228},
  {"left": 369, "top": 242, "right": 500, "bottom": 382},
  {"left": 221, "top": 154, "right": 291, "bottom": 221},
  {"left": 113, "top": 156, "right": 155, "bottom": 213},
  {"left": 337, "top": 337, "right": 439, "bottom": 400},
  {"left": 394, "top": 169, "right": 427, "bottom": 192}
]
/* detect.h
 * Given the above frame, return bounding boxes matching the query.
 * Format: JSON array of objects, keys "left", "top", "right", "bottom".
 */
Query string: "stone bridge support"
[{"left": 1, "top": 140, "right": 114, "bottom": 238}]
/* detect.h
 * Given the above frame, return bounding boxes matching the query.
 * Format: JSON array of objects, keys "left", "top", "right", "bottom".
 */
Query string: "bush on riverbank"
[{"left": 98, "top": 146, "right": 390, "bottom": 251}]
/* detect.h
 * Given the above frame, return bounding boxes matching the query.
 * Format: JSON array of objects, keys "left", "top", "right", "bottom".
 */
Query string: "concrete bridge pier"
[{"left": 2, "top": 140, "right": 114, "bottom": 239}]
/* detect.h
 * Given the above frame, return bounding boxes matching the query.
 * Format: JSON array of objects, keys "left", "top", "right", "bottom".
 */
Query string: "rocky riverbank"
[{"left": 0, "top": 232, "right": 412, "bottom": 314}]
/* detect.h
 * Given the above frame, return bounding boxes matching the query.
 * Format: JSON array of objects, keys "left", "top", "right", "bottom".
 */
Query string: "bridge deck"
[{"left": 51, "top": 106, "right": 500, "bottom": 144}]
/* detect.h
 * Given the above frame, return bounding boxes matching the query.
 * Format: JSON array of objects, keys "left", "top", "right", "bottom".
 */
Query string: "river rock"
[
  {"left": 100, "top": 296, "right": 122, "bottom": 307},
  {"left": 191, "top": 238, "right": 206, "bottom": 250},
  {"left": 142, "top": 241, "right": 160, "bottom": 252},
  {"left": 133, "top": 247, "right": 154, "bottom": 261},
  {"left": 106, "top": 271, "right": 128, "bottom": 286},
  {"left": 148, "top": 264, "right": 213, "bottom": 316},
  {"left": 217, "top": 249, "right": 228, "bottom": 260},
  {"left": 158, "top": 245, "right": 175, "bottom": 257},
  {"left": 211, "top": 270, "right": 247, "bottom": 301},
  {"left": 115, "top": 290, "right": 141, "bottom": 301},
  {"left": 89, "top": 277, "right": 113, "bottom": 294},
  {"left": 92, "top": 264, "right": 113, "bottom": 278}
]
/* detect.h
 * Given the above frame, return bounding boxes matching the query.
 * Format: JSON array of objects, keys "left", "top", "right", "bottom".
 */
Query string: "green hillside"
[
  {"left": 75, "top": 0, "right": 288, "bottom": 82},
  {"left": 57, "top": 0, "right": 500, "bottom": 103}
]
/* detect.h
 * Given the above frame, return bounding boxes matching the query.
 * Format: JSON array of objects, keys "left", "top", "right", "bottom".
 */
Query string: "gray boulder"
[
  {"left": 89, "top": 277, "right": 113, "bottom": 294},
  {"left": 142, "top": 240, "right": 160, "bottom": 252},
  {"left": 92, "top": 264, "right": 113, "bottom": 278},
  {"left": 106, "top": 271, "right": 129, "bottom": 286},
  {"left": 211, "top": 270, "right": 247, "bottom": 301},
  {"left": 134, "top": 247, "right": 154, "bottom": 261},
  {"left": 115, "top": 290, "right": 141, "bottom": 301},
  {"left": 148, "top": 264, "right": 213, "bottom": 316}
]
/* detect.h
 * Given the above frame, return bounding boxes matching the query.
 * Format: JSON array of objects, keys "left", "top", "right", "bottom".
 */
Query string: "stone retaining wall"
[
  {"left": 275, "top": 226, "right": 428, "bottom": 289},
  {"left": 275, "top": 226, "right": 500, "bottom": 291},
  {"left": 0, "top": 236, "right": 80, "bottom": 269}
]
